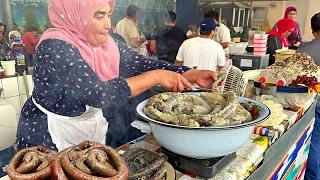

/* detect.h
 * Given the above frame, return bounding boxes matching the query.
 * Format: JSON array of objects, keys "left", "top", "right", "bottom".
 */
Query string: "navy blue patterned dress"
[{"left": 16, "top": 39, "right": 189, "bottom": 151}]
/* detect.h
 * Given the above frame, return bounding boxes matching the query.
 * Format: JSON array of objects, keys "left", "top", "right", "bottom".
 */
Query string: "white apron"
[{"left": 32, "top": 98, "right": 108, "bottom": 152}]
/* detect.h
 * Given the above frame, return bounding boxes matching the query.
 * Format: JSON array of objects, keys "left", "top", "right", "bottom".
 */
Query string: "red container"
[
  {"left": 252, "top": 39, "right": 268, "bottom": 44},
  {"left": 146, "top": 42, "right": 155, "bottom": 55},
  {"left": 0, "top": 69, "right": 4, "bottom": 78},
  {"left": 253, "top": 43, "right": 267, "bottom": 48},
  {"left": 254, "top": 47, "right": 267, "bottom": 52},
  {"left": 253, "top": 51, "right": 267, "bottom": 56}
]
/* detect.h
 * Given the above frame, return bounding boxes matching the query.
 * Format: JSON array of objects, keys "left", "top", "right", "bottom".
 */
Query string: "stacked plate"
[{"left": 252, "top": 34, "right": 268, "bottom": 56}]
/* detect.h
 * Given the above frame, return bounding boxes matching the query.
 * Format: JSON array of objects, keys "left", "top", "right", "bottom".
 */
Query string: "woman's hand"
[
  {"left": 294, "top": 41, "right": 301, "bottom": 47},
  {"left": 156, "top": 70, "right": 194, "bottom": 92},
  {"left": 182, "top": 69, "right": 219, "bottom": 89},
  {"left": 126, "top": 70, "right": 194, "bottom": 97}
]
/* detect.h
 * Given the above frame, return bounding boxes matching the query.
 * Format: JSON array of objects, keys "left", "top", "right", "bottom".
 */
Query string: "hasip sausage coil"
[
  {"left": 51, "top": 141, "right": 128, "bottom": 180},
  {"left": 7, "top": 146, "right": 57, "bottom": 180}
]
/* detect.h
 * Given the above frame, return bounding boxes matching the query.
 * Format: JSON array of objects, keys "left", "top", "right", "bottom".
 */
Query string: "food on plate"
[
  {"left": 122, "top": 148, "right": 168, "bottom": 180},
  {"left": 268, "top": 52, "right": 320, "bottom": 84},
  {"left": 7, "top": 146, "right": 57, "bottom": 180},
  {"left": 51, "top": 141, "right": 128, "bottom": 180},
  {"left": 144, "top": 92, "right": 253, "bottom": 127}
]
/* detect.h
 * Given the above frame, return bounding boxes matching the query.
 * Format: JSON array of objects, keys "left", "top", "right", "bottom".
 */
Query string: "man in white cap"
[{"left": 175, "top": 18, "right": 225, "bottom": 71}]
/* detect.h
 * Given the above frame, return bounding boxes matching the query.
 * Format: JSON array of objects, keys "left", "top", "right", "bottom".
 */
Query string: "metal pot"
[{"left": 136, "top": 95, "right": 270, "bottom": 159}]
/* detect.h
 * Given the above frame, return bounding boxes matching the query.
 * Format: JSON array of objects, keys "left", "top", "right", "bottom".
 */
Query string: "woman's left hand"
[{"left": 182, "top": 69, "right": 218, "bottom": 89}]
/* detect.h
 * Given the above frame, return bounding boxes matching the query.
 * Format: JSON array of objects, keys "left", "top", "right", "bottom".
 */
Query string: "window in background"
[{"left": 253, "top": 7, "right": 268, "bottom": 28}]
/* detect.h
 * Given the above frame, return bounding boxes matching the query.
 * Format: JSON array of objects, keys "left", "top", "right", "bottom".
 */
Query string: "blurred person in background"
[
  {"left": 150, "top": 11, "right": 187, "bottom": 63},
  {"left": 0, "top": 22, "right": 16, "bottom": 61},
  {"left": 298, "top": 12, "right": 320, "bottom": 180},
  {"left": 109, "top": 23, "right": 126, "bottom": 43},
  {"left": 272, "top": 6, "right": 302, "bottom": 49},
  {"left": 175, "top": 19, "right": 225, "bottom": 71},
  {"left": 204, "top": 10, "right": 231, "bottom": 55},
  {"left": 267, "top": 18, "right": 296, "bottom": 65},
  {"left": 186, "top": 24, "right": 198, "bottom": 36},
  {"left": 297, "top": 13, "right": 320, "bottom": 64},
  {"left": 8, "top": 31, "right": 22, "bottom": 45},
  {"left": 115, "top": 5, "right": 145, "bottom": 52},
  {"left": 22, "top": 26, "right": 39, "bottom": 66},
  {"left": 0, "top": 23, "right": 9, "bottom": 55}
]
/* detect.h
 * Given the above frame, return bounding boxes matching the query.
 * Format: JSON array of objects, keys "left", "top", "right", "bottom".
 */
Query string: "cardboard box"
[{"left": 232, "top": 37, "right": 241, "bottom": 43}]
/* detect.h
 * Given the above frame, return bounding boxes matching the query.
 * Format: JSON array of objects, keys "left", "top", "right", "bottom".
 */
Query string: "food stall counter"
[
  {"left": 229, "top": 53, "right": 270, "bottom": 71},
  {"left": 117, "top": 94, "right": 316, "bottom": 180}
]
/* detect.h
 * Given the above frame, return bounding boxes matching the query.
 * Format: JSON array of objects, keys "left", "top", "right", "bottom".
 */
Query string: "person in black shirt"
[{"left": 150, "top": 11, "right": 187, "bottom": 63}]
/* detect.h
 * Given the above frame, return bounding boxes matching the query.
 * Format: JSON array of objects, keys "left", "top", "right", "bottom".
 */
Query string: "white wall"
[
  {"left": 253, "top": 0, "right": 320, "bottom": 42},
  {"left": 302, "top": 0, "right": 319, "bottom": 41}
]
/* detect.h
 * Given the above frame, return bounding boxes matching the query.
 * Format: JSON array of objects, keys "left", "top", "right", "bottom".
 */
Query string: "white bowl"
[
  {"left": 149, "top": 123, "right": 254, "bottom": 159},
  {"left": 136, "top": 94, "right": 270, "bottom": 159}
]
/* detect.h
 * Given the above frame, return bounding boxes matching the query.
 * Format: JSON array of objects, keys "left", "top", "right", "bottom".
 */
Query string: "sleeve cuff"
[{"left": 118, "top": 76, "right": 133, "bottom": 100}]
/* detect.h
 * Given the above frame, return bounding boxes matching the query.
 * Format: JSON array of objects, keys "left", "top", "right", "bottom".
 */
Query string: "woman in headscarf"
[
  {"left": 0, "top": 22, "right": 16, "bottom": 61},
  {"left": 260, "top": 19, "right": 271, "bottom": 33},
  {"left": 272, "top": 6, "right": 302, "bottom": 48},
  {"left": 0, "top": 23, "right": 9, "bottom": 56},
  {"left": 8, "top": 31, "right": 22, "bottom": 45},
  {"left": 16, "top": 0, "right": 219, "bottom": 151},
  {"left": 267, "top": 18, "right": 296, "bottom": 65}
]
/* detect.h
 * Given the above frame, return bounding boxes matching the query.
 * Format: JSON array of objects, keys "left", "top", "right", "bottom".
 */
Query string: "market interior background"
[
  {"left": 1, "top": 0, "right": 320, "bottom": 179},
  {"left": 1, "top": 0, "right": 319, "bottom": 41},
  {"left": 0, "top": 0, "right": 318, "bottom": 121},
  {"left": 0, "top": 0, "right": 319, "bottom": 143}
]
